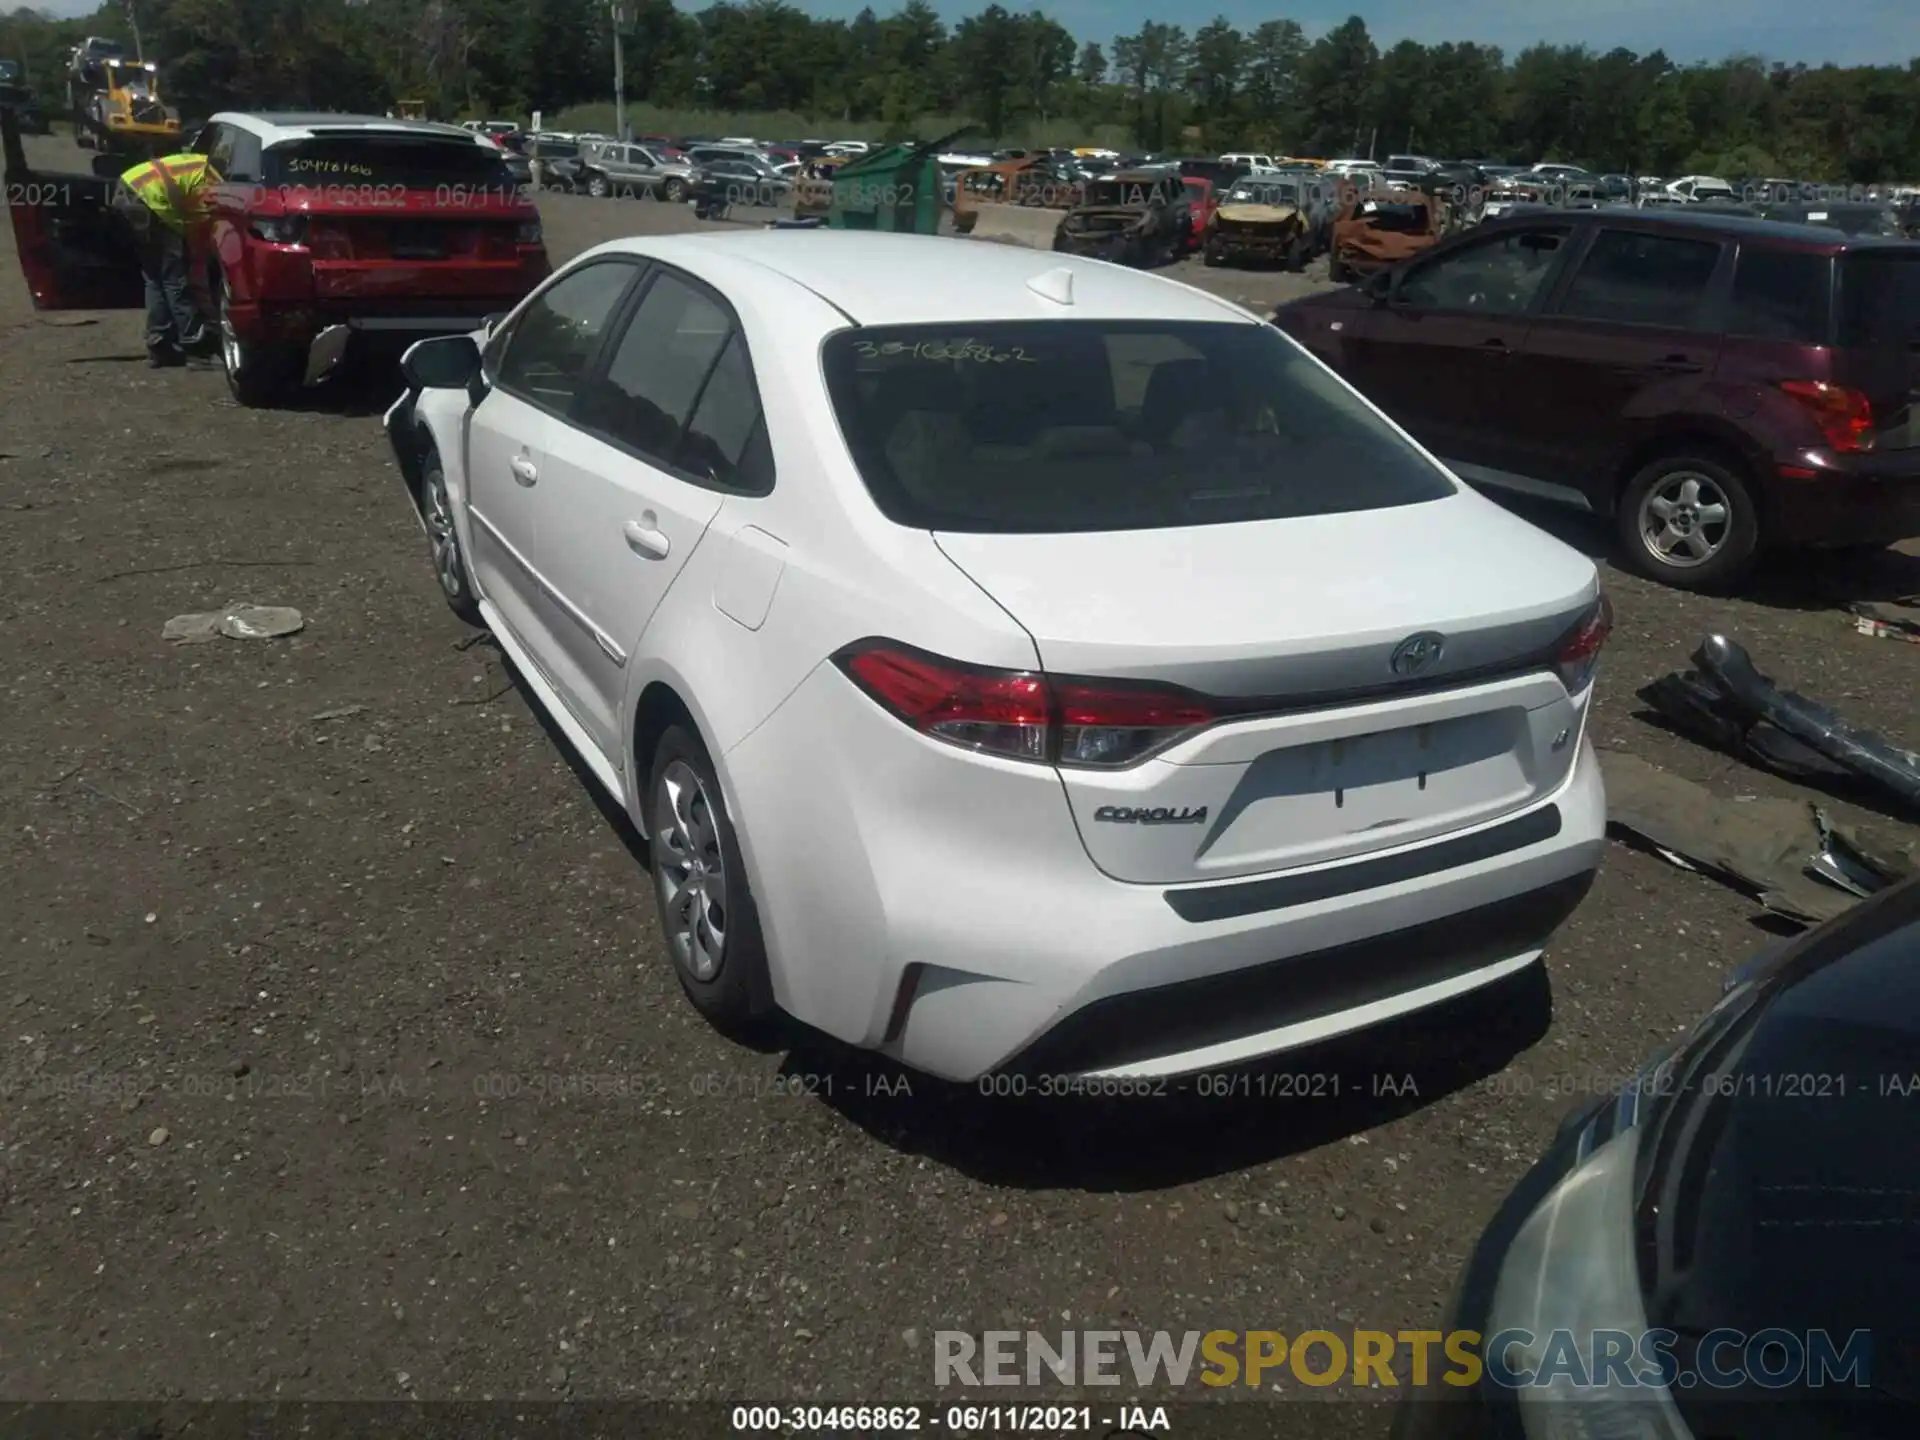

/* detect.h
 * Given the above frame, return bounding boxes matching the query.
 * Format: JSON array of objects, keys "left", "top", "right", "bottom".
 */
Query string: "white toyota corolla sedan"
[{"left": 385, "top": 230, "right": 1610, "bottom": 1083}]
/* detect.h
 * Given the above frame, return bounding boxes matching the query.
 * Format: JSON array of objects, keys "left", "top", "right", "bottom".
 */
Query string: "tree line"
[{"left": 3, "top": 0, "right": 1918, "bottom": 180}]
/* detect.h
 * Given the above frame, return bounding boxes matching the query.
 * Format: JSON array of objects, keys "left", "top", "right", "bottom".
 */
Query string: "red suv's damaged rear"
[{"left": 197, "top": 112, "right": 550, "bottom": 405}]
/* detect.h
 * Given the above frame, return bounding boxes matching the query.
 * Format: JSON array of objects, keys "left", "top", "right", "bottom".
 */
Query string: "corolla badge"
[{"left": 1389, "top": 631, "right": 1446, "bottom": 677}]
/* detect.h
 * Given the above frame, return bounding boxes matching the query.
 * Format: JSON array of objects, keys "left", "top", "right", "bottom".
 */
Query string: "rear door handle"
[
  {"left": 509, "top": 455, "right": 538, "bottom": 486},
  {"left": 623, "top": 520, "right": 670, "bottom": 559}
]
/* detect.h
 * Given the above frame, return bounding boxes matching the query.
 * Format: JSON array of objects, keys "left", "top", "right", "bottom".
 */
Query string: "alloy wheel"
[
  {"left": 423, "top": 467, "right": 463, "bottom": 599},
  {"left": 652, "top": 759, "right": 728, "bottom": 982},
  {"left": 219, "top": 289, "right": 241, "bottom": 376},
  {"left": 1638, "top": 470, "right": 1732, "bottom": 568}
]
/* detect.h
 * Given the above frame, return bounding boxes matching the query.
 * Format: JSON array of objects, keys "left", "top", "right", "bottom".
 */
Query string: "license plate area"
[
  {"left": 1208, "top": 712, "right": 1533, "bottom": 866},
  {"left": 391, "top": 223, "right": 447, "bottom": 258}
]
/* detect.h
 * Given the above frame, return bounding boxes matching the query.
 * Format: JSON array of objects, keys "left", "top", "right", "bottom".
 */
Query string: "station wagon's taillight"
[
  {"left": 1553, "top": 594, "right": 1613, "bottom": 694},
  {"left": 1778, "top": 380, "right": 1874, "bottom": 452},
  {"left": 834, "top": 642, "right": 1216, "bottom": 768}
]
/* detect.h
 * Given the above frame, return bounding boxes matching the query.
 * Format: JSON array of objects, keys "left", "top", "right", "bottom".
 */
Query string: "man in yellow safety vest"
[{"left": 114, "top": 150, "right": 222, "bottom": 367}]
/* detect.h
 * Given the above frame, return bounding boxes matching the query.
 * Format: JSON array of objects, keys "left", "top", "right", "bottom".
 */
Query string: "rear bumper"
[
  {"left": 725, "top": 662, "right": 1607, "bottom": 1083},
  {"left": 227, "top": 253, "right": 549, "bottom": 346},
  {"left": 1769, "top": 452, "right": 1920, "bottom": 546}
]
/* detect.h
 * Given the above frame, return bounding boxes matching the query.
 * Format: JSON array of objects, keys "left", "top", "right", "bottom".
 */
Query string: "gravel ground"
[{"left": 4, "top": 136, "right": 1919, "bottom": 1419}]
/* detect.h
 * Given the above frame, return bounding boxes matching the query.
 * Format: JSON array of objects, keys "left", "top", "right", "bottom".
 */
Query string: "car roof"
[
  {"left": 582, "top": 231, "right": 1259, "bottom": 327},
  {"left": 1481, "top": 206, "right": 1908, "bottom": 250},
  {"left": 212, "top": 111, "right": 489, "bottom": 146}
]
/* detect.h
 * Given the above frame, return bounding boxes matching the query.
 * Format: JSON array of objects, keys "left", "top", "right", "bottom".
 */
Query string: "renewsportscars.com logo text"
[{"left": 935, "top": 1329, "right": 1873, "bottom": 1391}]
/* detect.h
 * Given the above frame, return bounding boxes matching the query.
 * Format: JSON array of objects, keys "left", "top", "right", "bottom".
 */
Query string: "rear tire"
[
  {"left": 646, "top": 725, "right": 773, "bottom": 1035},
  {"left": 1615, "top": 451, "right": 1762, "bottom": 593},
  {"left": 662, "top": 177, "right": 687, "bottom": 203},
  {"left": 217, "top": 282, "right": 298, "bottom": 408}
]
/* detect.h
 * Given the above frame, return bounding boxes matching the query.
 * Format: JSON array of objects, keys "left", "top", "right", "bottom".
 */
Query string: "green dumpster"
[{"left": 827, "top": 129, "right": 970, "bottom": 234}]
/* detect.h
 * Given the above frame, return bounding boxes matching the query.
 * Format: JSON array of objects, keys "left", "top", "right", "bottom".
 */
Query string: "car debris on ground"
[
  {"left": 1602, "top": 751, "right": 1917, "bottom": 924},
  {"left": 1852, "top": 597, "right": 1920, "bottom": 644},
  {"left": 1640, "top": 634, "right": 1920, "bottom": 815},
  {"left": 161, "top": 601, "right": 304, "bottom": 643}
]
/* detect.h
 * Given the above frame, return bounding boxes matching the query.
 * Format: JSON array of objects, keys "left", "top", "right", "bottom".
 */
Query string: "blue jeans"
[{"left": 138, "top": 224, "right": 202, "bottom": 354}]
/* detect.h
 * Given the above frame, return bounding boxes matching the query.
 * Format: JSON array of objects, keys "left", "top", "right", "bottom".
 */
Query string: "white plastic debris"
[{"left": 163, "top": 602, "right": 305, "bottom": 644}]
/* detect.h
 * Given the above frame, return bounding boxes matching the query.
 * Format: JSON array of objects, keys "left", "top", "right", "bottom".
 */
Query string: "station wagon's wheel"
[
  {"left": 419, "top": 440, "right": 481, "bottom": 624},
  {"left": 647, "top": 725, "right": 772, "bottom": 1033},
  {"left": 1617, "top": 452, "right": 1761, "bottom": 593}
]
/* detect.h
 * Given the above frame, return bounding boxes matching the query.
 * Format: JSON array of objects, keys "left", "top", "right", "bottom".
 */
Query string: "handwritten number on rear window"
[{"left": 851, "top": 340, "right": 1037, "bottom": 364}]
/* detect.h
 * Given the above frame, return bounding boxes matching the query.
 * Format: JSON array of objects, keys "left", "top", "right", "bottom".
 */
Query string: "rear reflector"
[
  {"left": 1778, "top": 380, "right": 1874, "bottom": 453},
  {"left": 835, "top": 642, "right": 1216, "bottom": 768},
  {"left": 1553, "top": 593, "right": 1612, "bottom": 694}
]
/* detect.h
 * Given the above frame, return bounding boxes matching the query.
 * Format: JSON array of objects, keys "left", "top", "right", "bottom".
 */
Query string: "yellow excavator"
[{"left": 67, "top": 37, "right": 181, "bottom": 157}]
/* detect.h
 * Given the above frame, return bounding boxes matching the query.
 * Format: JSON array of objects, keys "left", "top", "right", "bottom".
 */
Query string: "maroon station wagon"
[{"left": 1274, "top": 209, "right": 1920, "bottom": 591}]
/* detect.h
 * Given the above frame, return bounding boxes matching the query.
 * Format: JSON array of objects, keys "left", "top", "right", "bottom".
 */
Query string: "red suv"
[
  {"left": 6, "top": 108, "right": 550, "bottom": 406},
  {"left": 1274, "top": 209, "right": 1920, "bottom": 590}
]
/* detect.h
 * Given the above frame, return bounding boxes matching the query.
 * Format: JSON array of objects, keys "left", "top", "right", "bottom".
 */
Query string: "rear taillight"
[
  {"left": 248, "top": 215, "right": 307, "bottom": 245},
  {"left": 1553, "top": 593, "right": 1612, "bottom": 694},
  {"left": 1778, "top": 380, "right": 1874, "bottom": 452},
  {"left": 834, "top": 642, "right": 1215, "bottom": 768}
]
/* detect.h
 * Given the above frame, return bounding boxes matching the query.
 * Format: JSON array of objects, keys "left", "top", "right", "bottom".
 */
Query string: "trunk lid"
[{"left": 935, "top": 493, "right": 1597, "bottom": 884}]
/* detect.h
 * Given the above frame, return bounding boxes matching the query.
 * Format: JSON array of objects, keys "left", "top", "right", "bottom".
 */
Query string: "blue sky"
[{"left": 24, "top": 0, "right": 1920, "bottom": 66}]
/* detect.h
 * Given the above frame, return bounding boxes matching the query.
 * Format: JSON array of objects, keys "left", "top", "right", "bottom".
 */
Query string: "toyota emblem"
[{"left": 1390, "top": 632, "right": 1446, "bottom": 677}]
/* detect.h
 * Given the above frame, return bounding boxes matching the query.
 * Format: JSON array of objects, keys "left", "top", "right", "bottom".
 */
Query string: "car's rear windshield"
[
  {"left": 821, "top": 320, "right": 1456, "bottom": 534},
  {"left": 263, "top": 136, "right": 512, "bottom": 187},
  {"left": 1838, "top": 254, "right": 1920, "bottom": 347}
]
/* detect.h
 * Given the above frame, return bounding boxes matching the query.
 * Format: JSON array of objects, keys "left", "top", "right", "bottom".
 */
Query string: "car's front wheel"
[
  {"left": 419, "top": 440, "right": 481, "bottom": 624},
  {"left": 1616, "top": 451, "right": 1762, "bottom": 592},
  {"left": 661, "top": 176, "right": 687, "bottom": 203},
  {"left": 647, "top": 725, "right": 772, "bottom": 1034}
]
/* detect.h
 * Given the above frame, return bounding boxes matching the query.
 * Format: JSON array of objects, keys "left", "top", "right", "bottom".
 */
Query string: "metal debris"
[{"left": 1640, "top": 633, "right": 1920, "bottom": 816}]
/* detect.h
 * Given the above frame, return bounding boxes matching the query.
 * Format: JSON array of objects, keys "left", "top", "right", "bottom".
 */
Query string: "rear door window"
[
  {"left": 1554, "top": 229, "right": 1723, "bottom": 328},
  {"left": 572, "top": 270, "right": 769, "bottom": 491},
  {"left": 1725, "top": 247, "right": 1831, "bottom": 343}
]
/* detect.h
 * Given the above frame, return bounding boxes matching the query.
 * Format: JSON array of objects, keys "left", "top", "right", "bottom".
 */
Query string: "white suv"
[{"left": 385, "top": 232, "right": 1609, "bottom": 1082}]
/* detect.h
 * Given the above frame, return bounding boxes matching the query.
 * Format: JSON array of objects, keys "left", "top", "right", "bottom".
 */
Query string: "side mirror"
[
  {"left": 400, "top": 334, "right": 481, "bottom": 391},
  {"left": 481, "top": 311, "right": 508, "bottom": 339}
]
